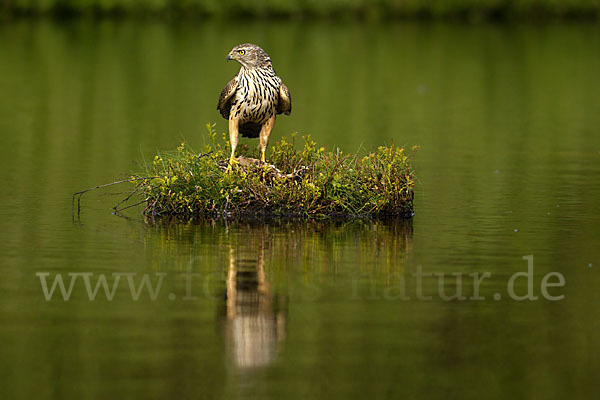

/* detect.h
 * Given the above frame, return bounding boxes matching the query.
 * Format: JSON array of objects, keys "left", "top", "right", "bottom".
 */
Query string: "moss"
[{"left": 135, "top": 123, "right": 416, "bottom": 219}]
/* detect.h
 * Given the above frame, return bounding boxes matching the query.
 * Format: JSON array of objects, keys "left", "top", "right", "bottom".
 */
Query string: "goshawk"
[{"left": 217, "top": 43, "right": 292, "bottom": 166}]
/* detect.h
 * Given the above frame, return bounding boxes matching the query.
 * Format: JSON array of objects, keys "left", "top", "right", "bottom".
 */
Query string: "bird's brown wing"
[
  {"left": 277, "top": 82, "right": 292, "bottom": 115},
  {"left": 217, "top": 75, "right": 238, "bottom": 119}
]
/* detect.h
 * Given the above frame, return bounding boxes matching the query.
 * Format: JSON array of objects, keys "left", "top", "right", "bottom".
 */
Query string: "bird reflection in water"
[
  {"left": 216, "top": 219, "right": 412, "bottom": 370},
  {"left": 221, "top": 241, "right": 287, "bottom": 370}
]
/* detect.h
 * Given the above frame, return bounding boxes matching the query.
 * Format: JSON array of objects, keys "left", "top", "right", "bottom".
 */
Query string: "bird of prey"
[{"left": 217, "top": 43, "right": 291, "bottom": 167}]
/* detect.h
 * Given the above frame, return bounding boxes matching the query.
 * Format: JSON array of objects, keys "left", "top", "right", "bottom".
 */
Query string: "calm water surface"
[{"left": 0, "top": 19, "right": 599, "bottom": 399}]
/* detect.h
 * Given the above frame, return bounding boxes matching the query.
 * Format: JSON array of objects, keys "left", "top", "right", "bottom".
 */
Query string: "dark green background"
[
  {"left": 0, "top": 19, "right": 599, "bottom": 399},
  {"left": 2, "top": 0, "right": 600, "bottom": 18}
]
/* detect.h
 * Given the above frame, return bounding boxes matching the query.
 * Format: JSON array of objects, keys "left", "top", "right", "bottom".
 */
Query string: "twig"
[
  {"left": 72, "top": 176, "right": 160, "bottom": 219},
  {"left": 196, "top": 150, "right": 214, "bottom": 162},
  {"left": 113, "top": 199, "right": 148, "bottom": 214},
  {"left": 112, "top": 184, "right": 143, "bottom": 212}
]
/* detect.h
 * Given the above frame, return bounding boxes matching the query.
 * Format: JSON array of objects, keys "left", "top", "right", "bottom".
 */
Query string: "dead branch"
[
  {"left": 72, "top": 176, "right": 160, "bottom": 219},
  {"left": 113, "top": 199, "right": 148, "bottom": 214}
]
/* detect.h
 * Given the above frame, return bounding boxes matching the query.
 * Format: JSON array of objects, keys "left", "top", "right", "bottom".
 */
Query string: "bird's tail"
[{"left": 239, "top": 122, "right": 261, "bottom": 138}]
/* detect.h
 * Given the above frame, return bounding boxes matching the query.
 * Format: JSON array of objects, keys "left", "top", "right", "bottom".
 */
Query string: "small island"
[{"left": 120, "top": 124, "right": 417, "bottom": 219}]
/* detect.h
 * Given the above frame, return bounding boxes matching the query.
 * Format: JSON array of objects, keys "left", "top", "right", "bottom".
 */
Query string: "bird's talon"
[{"left": 225, "top": 157, "right": 238, "bottom": 173}]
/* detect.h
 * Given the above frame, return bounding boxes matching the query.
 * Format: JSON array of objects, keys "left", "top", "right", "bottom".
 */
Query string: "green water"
[{"left": 1, "top": 19, "right": 599, "bottom": 399}]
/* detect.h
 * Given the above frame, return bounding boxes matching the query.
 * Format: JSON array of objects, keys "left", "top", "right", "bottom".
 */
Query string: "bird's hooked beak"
[{"left": 226, "top": 53, "right": 235, "bottom": 61}]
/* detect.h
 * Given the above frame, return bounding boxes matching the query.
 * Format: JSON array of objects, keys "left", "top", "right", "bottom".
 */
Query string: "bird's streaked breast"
[{"left": 231, "top": 68, "right": 281, "bottom": 125}]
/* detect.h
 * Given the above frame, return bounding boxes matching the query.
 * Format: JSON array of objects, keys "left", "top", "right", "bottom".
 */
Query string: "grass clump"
[{"left": 136, "top": 124, "right": 416, "bottom": 219}]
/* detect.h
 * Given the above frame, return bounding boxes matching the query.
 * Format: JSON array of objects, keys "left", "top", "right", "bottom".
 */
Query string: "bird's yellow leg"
[
  {"left": 228, "top": 146, "right": 239, "bottom": 165},
  {"left": 259, "top": 115, "right": 276, "bottom": 164},
  {"left": 226, "top": 117, "right": 240, "bottom": 172}
]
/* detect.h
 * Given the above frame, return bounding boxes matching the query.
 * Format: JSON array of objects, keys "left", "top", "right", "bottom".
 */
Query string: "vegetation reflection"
[{"left": 143, "top": 218, "right": 413, "bottom": 370}]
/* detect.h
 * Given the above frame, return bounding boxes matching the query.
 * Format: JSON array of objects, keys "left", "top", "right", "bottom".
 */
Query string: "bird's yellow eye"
[{"left": 238, "top": 50, "right": 245, "bottom": 55}]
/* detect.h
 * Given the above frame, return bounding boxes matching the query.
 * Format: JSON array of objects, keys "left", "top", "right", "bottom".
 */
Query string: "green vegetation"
[
  {"left": 134, "top": 124, "right": 415, "bottom": 219},
  {"left": 2, "top": 0, "right": 599, "bottom": 19}
]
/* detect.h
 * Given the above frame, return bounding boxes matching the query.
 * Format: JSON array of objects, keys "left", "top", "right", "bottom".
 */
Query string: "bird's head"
[{"left": 227, "top": 43, "right": 271, "bottom": 69}]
